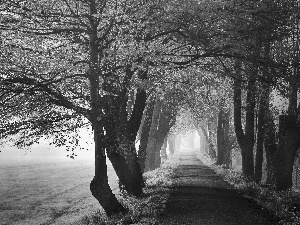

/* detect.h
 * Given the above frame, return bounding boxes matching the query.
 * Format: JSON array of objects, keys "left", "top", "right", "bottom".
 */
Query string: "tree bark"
[
  {"left": 198, "top": 126, "right": 209, "bottom": 156},
  {"left": 233, "top": 60, "right": 256, "bottom": 178},
  {"left": 104, "top": 86, "right": 147, "bottom": 196},
  {"left": 216, "top": 107, "right": 231, "bottom": 167},
  {"left": 88, "top": 17, "right": 126, "bottom": 215},
  {"left": 275, "top": 115, "right": 300, "bottom": 191},
  {"left": 144, "top": 97, "right": 162, "bottom": 172},
  {"left": 264, "top": 107, "right": 277, "bottom": 186},
  {"left": 254, "top": 87, "right": 270, "bottom": 183},
  {"left": 255, "top": 41, "right": 271, "bottom": 183},
  {"left": 90, "top": 128, "right": 127, "bottom": 216},
  {"left": 138, "top": 95, "right": 156, "bottom": 173},
  {"left": 207, "top": 121, "right": 217, "bottom": 158},
  {"left": 145, "top": 98, "right": 176, "bottom": 171}
]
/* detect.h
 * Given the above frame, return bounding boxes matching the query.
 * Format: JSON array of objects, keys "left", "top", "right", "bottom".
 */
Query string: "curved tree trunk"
[
  {"left": 106, "top": 140, "right": 144, "bottom": 196},
  {"left": 88, "top": 26, "right": 126, "bottom": 215},
  {"left": 104, "top": 87, "right": 147, "bottom": 197},
  {"left": 90, "top": 126, "right": 127, "bottom": 216}
]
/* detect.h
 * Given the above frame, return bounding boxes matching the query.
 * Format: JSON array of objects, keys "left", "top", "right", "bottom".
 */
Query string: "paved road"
[{"left": 158, "top": 151, "right": 279, "bottom": 225}]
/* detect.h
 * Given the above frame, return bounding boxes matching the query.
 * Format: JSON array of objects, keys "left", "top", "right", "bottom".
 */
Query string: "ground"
[
  {"left": 158, "top": 150, "right": 280, "bottom": 225},
  {"left": 0, "top": 159, "right": 119, "bottom": 225}
]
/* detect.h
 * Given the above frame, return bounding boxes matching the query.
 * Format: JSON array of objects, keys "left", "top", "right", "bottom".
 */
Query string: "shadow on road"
[{"left": 159, "top": 151, "right": 280, "bottom": 225}]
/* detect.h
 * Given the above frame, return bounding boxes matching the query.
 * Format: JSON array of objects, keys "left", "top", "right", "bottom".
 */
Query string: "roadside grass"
[
  {"left": 79, "top": 155, "right": 179, "bottom": 225},
  {"left": 198, "top": 151, "right": 300, "bottom": 225}
]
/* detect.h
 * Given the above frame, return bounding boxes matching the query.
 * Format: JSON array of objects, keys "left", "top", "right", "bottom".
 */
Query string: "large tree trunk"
[
  {"left": 88, "top": 24, "right": 126, "bottom": 215},
  {"left": 273, "top": 15, "right": 300, "bottom": 191},
  {"left": 216, "top": 107, "right": 231, "bottom": 167},
  {"left": 264, "top": 111, "right": 277, "bottom": 185},
  {"left": 153, "top": 104, "right": 176, "bottom": 169},
  {"left": 106, "top": 140, "right": 144, "bottom": 196},
  {"left": 274, "top": 115, "right": 300, "bottom": 191},
  {"left": 144, "top": 97, "right": 162, "bottom": 172},
  {"left": 255, "top": 41, "right": 271, "bottom": 183},
  {"left": 104, "top": 87, "right": 146, "bottom": 197},
  {"left": 233, "top": 60, "right": 256, "bottom": 178},
  {"left": 144, "top": 98, "right": 176, "bottom": 171},
  {"left": 138, "top": 96, "right": 156, "bottom": 173},
  {"left": 254, "top": 87, "right": 270, "bottom": 183},
  {"left": 90, "top": 128, "right": 127, "bottom": 216}
]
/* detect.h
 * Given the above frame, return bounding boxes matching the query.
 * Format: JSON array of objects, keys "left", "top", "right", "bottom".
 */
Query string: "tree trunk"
[
  {"left": 207, "top": 121, "right": 217, "bottom": 158},
  {"left": 144, "top": 97, "right": 162, "bottom": 172},
  {"left": 145, "top": 98, "right": 176, "bottom": 171},
  {"left": 216, "top": 108, "right": 231, "bottom": 167},
  {"left": 198, "top": 126, "right": 209, "bottom": 156},
  {"left": 90, "top": 126, "right": 127, "bottom": 216},
  {"left": 106, "top": 140, "right": 144, "bottom": 196},
  {"left": 255, "top": 41, "right": 271, "bottom": 183},
  {"left": 275, "top": 115, "right": 300, "bottom": 191},
  {"left": 233, "top": 60, "right": 256, "bottom": 178},
  {"left": 104, "top": 87, "right": 146, "bottom": 197},
  {"left": 161, "top": 137, "right": 168, "bottom": 161},
  {"left": 273, "top": 15, "right": 300, "bottom": 190},
  {"left": 254, "top": 87, "right": 270, "bottom": 183},
  {"left": 138, "top": 96, "right": 156, "bottom": 173},
  {"left": 88, "top": 24, "right": 126, "bottom": 215},
  {"left": 264, "top": 110, "right": 277, "bottom": 186}
]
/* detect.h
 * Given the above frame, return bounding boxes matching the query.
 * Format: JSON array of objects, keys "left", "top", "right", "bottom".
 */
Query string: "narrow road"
[{"left": 158, "top": 151, "right": 279, "bottom": 225}]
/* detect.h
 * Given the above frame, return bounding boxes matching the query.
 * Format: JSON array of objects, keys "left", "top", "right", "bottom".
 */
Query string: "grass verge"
[
  {"left": 196, "top": 151, "right": 300, "bottom": 225},
  {"left": 78, "top": 156, "right": 179, "bottom": 225},
  {"left": 210, "top": 163, "right": 300, "bottom": 225}
]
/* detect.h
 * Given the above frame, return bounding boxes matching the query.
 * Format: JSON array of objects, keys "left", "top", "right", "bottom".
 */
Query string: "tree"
[
  {"left": 144, "top": 92, "right": 178, "bottom": 172},
  {"left": 0, "top": 0, "right": 178, "bottom": 215},
  {"left": 216, "top": 103, "right": 231, "bottom": 167},
  {"left": 138, "top": 94, "right": 156, "bottom": 173}
]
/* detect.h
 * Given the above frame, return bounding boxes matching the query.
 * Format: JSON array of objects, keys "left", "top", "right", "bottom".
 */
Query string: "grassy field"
[{"left": 0, "top": 148, "right": 119, "bottom": 225}]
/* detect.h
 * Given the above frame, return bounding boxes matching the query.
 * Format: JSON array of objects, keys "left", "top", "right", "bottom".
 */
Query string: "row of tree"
[{"left": 1, "top": 0, "right": 300, "bottom": 216}]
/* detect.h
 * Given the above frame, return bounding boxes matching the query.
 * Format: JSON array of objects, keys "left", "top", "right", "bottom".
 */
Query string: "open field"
[{"left": 0, "top": 147, "right": 119, "bottom": 225}]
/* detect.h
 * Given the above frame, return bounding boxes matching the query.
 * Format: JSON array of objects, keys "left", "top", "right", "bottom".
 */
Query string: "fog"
[{"left": 0, "top": 143, "right": 94, "bottom": 166}]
